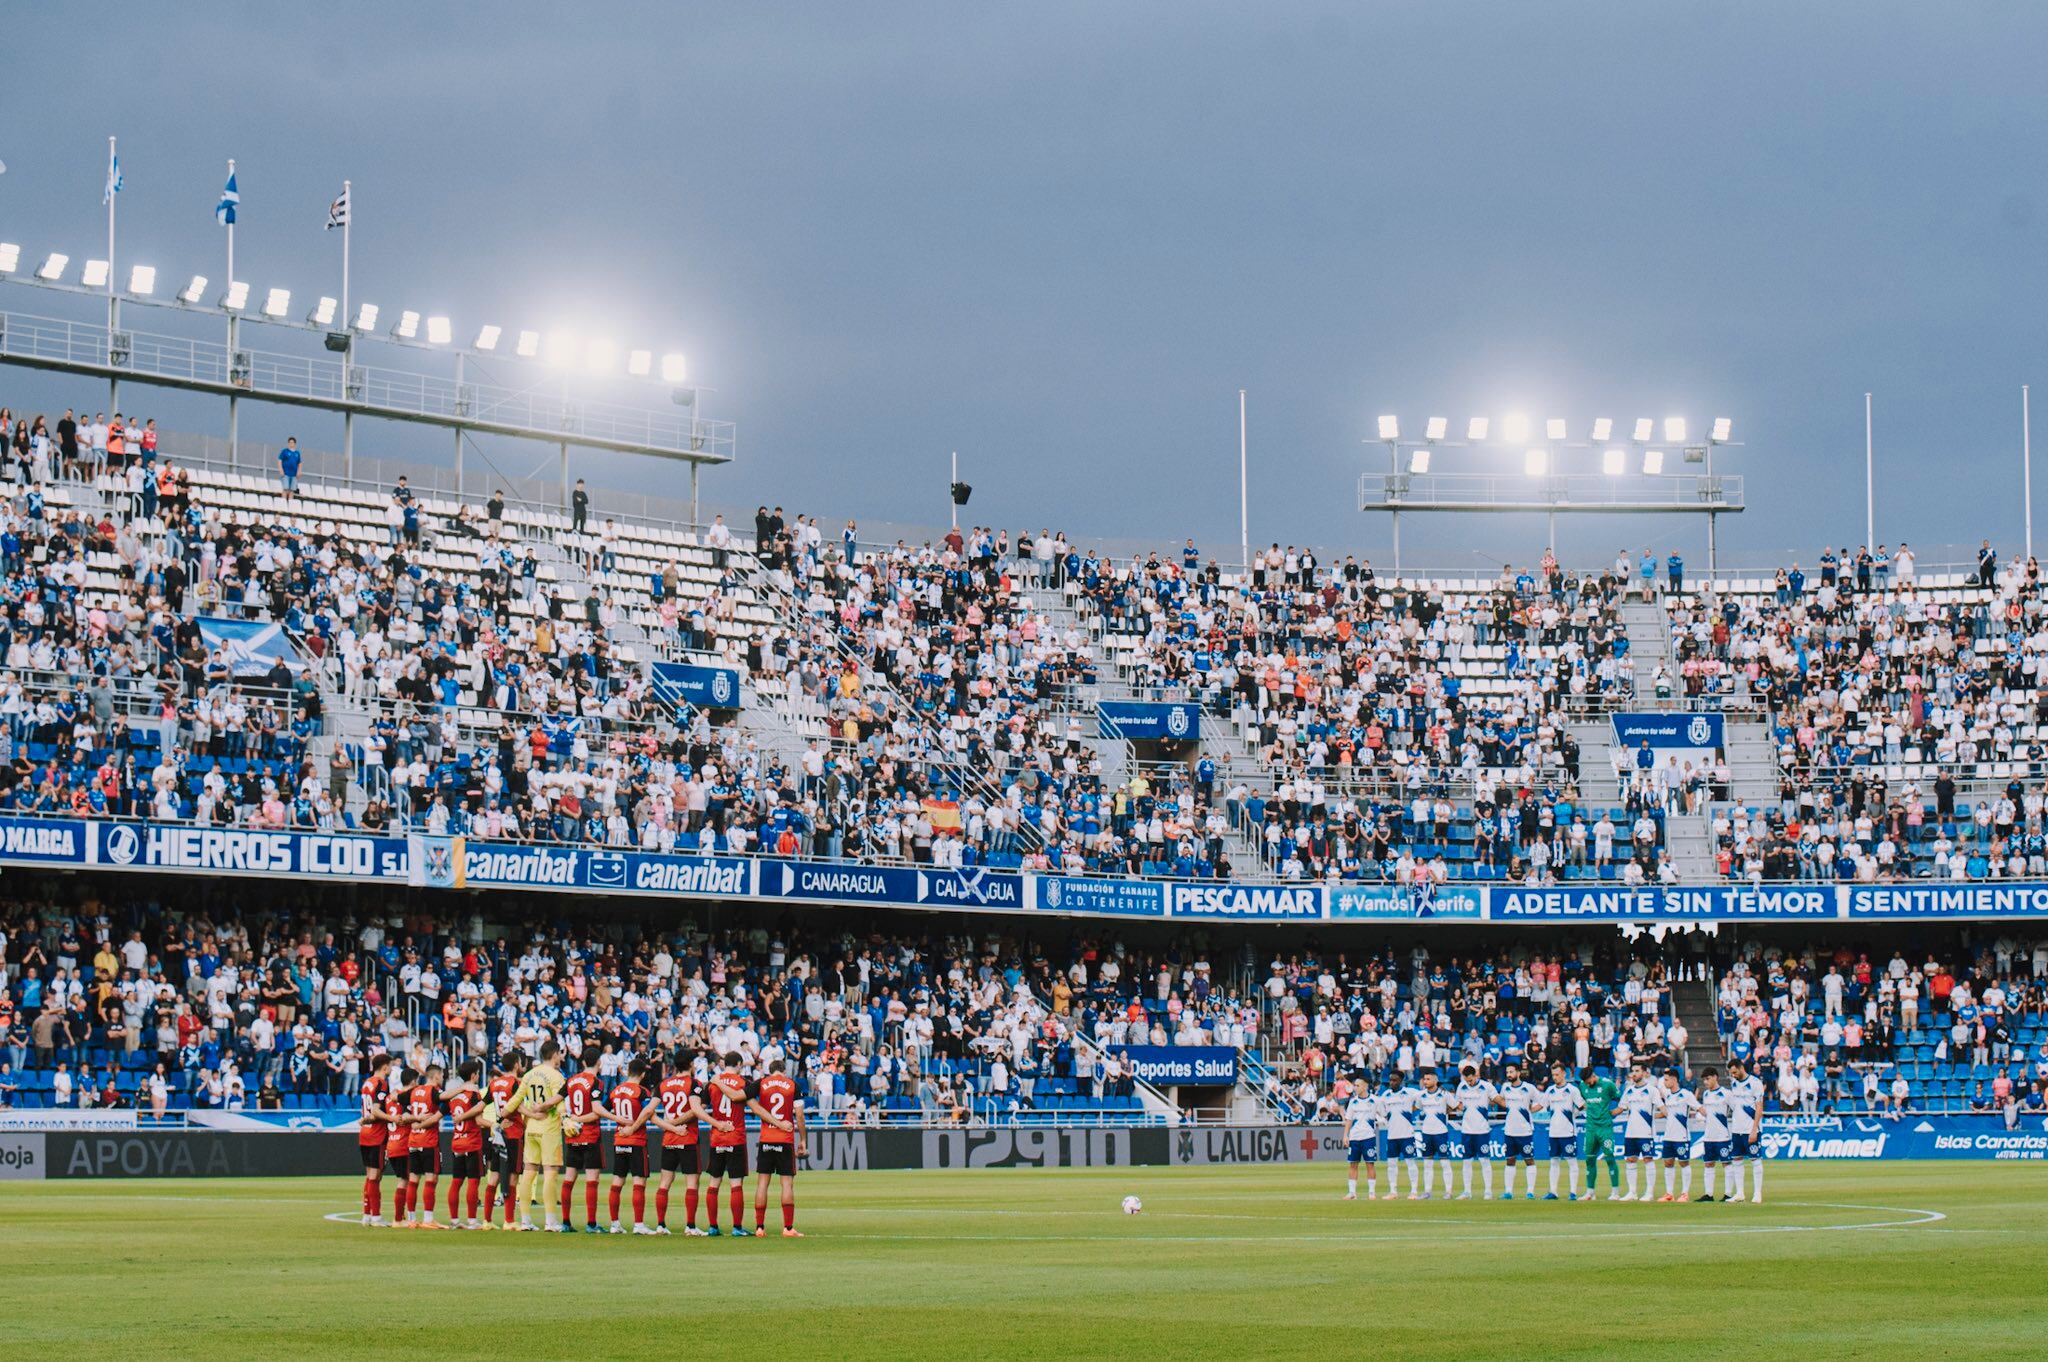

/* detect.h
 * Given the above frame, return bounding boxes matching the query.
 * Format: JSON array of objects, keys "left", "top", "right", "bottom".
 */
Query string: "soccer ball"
[{"left": 1120, "top": 1196, "right": 1143, "bottom": 1215}]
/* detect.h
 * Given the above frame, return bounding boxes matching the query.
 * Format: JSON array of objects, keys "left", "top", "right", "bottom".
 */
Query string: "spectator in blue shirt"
[{"left": 278, "top": 437, "right": 302, "bottom": 497}]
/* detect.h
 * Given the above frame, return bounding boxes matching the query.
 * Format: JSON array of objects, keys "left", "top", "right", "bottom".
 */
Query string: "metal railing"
[{"left": 0, "top": 308, "right": 735, "bottom": 463}]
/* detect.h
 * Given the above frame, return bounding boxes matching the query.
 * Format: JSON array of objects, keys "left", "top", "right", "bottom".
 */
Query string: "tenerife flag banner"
[
  {"left": 217, "top": 170, "right": 239, "bottom": 225},
  {"left": 195, "top": 617, "right": 308, "bottom": 678},
  {"left": 407, "top": 834, "right": 464, "bottom": 889}
]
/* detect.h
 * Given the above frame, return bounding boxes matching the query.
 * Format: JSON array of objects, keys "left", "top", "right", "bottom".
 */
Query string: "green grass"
[{"left": 7, "top": 1163, "right": 2048, "bottom": 1359}]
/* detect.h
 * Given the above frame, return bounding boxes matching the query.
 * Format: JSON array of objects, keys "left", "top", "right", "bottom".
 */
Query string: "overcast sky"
[{"left": 5, "top": 3, "right": 2046, "bottom": 571}]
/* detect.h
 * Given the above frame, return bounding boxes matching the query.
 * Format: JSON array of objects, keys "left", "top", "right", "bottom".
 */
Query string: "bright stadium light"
[
  {"left": 544, "top": 330, "right": 578, "bottom": 366},
  {"left": 220, "top": 280, "right": 250, "bottom": 311},
  {"left": 1504, "top": 413, "right": 1531, "bottom": 443},
  {"left": 1632, "top": 417, "right": 1654, "bottom": 442},
  {"left": 1466, "top": 416, "right": 1490, "bottom": 441},
  {"left": 585, "top": 337, "right": 619, "bottom": 373},
  {"left": 262, "top": 287, "right": 291, "bottom": 318},
  {"left": 1664, "top": 416, "right": 1687, "bottom": 443},
  {"left": 128, "top": 265, "right": 156, "bottom": 296},
  {"left": 82, "top": 259, "right": 110, "bottom": 288},
  {"left": 1602, "top": 447, "right": 1626, "bottom": 475},
  {"left": 1643, "top": 448, "right": 1665, "bottom": 474},
  {"left": 1545, "top": 417, "right": 1568, "bottom": 442},
  {"left": 1524, "top": 448, "right": 1549, "bottom": 476},
  {"left": 36, "top": 253, "right": 68, "bottom": 281},
  {"left": 392, "top": 310, "right": 420, "bottom": 340},
  {"left": 1409, "top": 447, "right": 1431, "bottom": 473},
  {"left": 1377, "top": 414, "right": 1400, "bottom": 440},
  {"left": 0, "top": 243, "right": 20, "bottom": 274},
  {"left": 352, "top": 303, "right": 380, "bottom": 332},
  {"left": 307, "top": 296, "right": 338, "bottom": 326},
  {"left": 426, "top": 315, "right": 453, "bottom": 345},
  {"left": 1711, "top": 416, "right": 1733, "bottom": 443},
  {"left": 475, "top": 325, "right": 502, "bottom": 351},
  {"left": 179, "top": 274, "right": 207, "bottom": 303},
  {"left": 1424, "top": 416, "right": 1448, "bottom": 442},
  {"left": 627, "top": 349, "right": 652, "bottom": 377},
  {"left": 515, "top": 329, "right": 541, "bottom": 358},
  {"left": 1590, "top": 417, "right": 1613, "bottom": 442},
  {"left": 660, "top": 352, "right": 688, "bottom": 384}
]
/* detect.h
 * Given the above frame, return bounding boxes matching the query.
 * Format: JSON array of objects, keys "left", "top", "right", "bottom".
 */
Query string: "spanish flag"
[{"left": 922, "top": 798, "right": 963, "bottom": 834}]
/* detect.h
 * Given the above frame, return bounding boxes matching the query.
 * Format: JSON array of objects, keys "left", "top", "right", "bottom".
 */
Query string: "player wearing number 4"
[{"left": 1341, "top": 1077, "right": 1380, "bottom": 1200}]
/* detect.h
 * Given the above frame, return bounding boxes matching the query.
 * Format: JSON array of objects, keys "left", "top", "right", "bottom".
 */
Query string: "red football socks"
[
  {"left": 631, "top": 1185, "right": 646, "bottom": 1224},
  {"left": 656, "top": 1188, "right": 670, "bottom": 1226},
  {"left": 585, "top": 1179, "right": 599, "bottom": 1226},
  {"left": 609, "top": 1185, "right": 623, "bottom": 1223},
  {"left": 783, "top": 1200, "right": 795, "bottom": 1231},
  {"left": 685, "top": 1188, "right": 700, "bottom": 1227},
  {"left": 729, "top": 1188, "right": 743, "bottom": 1228}
]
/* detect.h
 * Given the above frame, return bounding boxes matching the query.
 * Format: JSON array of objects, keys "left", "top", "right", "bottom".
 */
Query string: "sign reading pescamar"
[{"left": 1168, "top": 884, "right": 1323, "bottom": 920}]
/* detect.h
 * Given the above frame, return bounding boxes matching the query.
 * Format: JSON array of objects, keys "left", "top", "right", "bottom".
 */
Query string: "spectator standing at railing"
[{"left": 277, "top": 437, "right": 302, "bottom": 498}]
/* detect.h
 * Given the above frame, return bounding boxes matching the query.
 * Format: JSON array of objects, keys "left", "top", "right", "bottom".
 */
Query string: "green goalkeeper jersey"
[{"left": 1578, "top": 1076, "right": 1620, "bottom": 1135}]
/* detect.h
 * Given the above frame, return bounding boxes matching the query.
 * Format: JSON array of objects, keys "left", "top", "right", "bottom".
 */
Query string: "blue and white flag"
[
  {"left": 104, "top": 148, "right": 123, "bottom": 204},
  {"left": 216, "top": 170, "right": 238, "bottom": 225},
  {"left": 196, "top": 616, "right": 307, "bottom": 678},
  {"left": 326, "top": 183, "right": 349, "bottom": 230}
]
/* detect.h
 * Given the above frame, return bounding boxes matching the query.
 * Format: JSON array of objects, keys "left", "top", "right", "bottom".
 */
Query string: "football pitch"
[{"left": 7, "top": 1162, "right": 2047, "bottom": 1359}]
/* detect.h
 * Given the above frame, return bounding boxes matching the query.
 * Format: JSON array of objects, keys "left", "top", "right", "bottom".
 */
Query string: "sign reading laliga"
[
  {"left": 1097, "top": 701, "right": 1201, "bottom": 743},
  {"left": 1169, "top": 884, "right": 1323, "bottom": 920}
]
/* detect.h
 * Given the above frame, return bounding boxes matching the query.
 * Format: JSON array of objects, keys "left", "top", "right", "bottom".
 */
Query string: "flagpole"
[
  {"left": 342, "top": 178, "right": 354, "bottom": 480},
  {"left": 226, "top": 158, "right": 239, "bottom": 465},
  {"left": 107, "top": 136, "right": 119, "bottom": 413}
]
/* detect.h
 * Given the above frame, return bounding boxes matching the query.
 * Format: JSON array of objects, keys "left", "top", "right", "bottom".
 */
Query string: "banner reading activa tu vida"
[{"left": 7, "top": 816, "right": 2048, "bottom": 923}]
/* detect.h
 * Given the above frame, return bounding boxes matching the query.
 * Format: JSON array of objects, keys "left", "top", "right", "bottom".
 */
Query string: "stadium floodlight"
[
  {"left": 659, "top": 352, "right": 688, "bottom": 384},
  {"left": 1424, "top": 416, "right": 1448, "bottom": 442},
  {"left": 179, "top": 274, "right": 207, "bottom": 303},
  {"left": 1602, "top": 447, "right": 1626, "bottom": 475},
  {"left": 515, "top": 329, "right": 541, "bottom": 358},
  {"left": 261, "top": 287, "right": 291, "bottom": 319},
  {"left": 1504, "top": 413, "right": 1530, "bottom": 443},
  {"left": 36, "top": 253, "right": 69, "bottom": 281},
  {"left": 1466, "top": 416, "right": 1490, "bottom": 441},
  {"left": 585, "top": 337, "right": 618, "bottom": 373},
  {"left": 1664, "top": 416, "right": 1687, "bottom": 443},
  {"left": 1409, "top": 447, "right": 1431, "bottom": 473},
  {"left": 1524, "top": 448, "right": 1549, "bottom": 476},
  {"left": 307, "top": 297, "right": 338, "bottom": 326},
  {"left": 475, "top": 325, "right": 502, "bottom": 351},
  {"left": 1590, "top": 417, "right": 1613, "bottom": 442},
  {"left": 220, "top": 280, "right": 250, "bottom": 311},
  {"left": 1711, "top": 416, "right": 1733, "bottom": 443},
  {"left": 1545, "top": 417, "right": 1567, "bottom": 442},
  {"left": 627, "top": 349, "right": 652, "bottom": 377},
  {"left": 81, "top": 259, "right": 110, "bottom": 288},
  {"left": 352, "top": 303, "right": 380, "bottom": 332},
  {"left": 426, "top": 315, "right": 453, "bottom": 345},
  {"left": 1632, "top": 417, "right": 1654, "bottom": 442},
  {"left": 128, "top": 265, "right": 156, "bottom": 295},
  {"left": 0, "top": 242, "right": 19, "bottom": 274},
  {"left": 1643, "top": 448, "right": 1665, "bottom": 474},
  {"left": 544, "top": 330, "right": 578, "bottom": 366},
  {"left": 392, "top": 310, "right": 420, "bottom": 340},
  {"left": 1377, "top": 414, "right": 1399, "bottom": 440}
]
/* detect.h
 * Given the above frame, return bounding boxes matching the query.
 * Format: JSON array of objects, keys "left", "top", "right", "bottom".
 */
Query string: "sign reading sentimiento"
[{"left": 1847, "top": 885, "right": 2048, "bottom": 918}]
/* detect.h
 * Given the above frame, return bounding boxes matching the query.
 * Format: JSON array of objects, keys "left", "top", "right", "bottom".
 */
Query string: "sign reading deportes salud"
[
  {"left": 1096, "top": 700, "right": 1202, "bottom": 743},
  {"left": 1611, "top": 710, "right": 1726, "bottom": 759},
  {"left": 1109, "top": 1046, "right": 1239, "bottom": 1085},
  {"left": 649, "top": 660, "right": 743, "bottom": 710}
]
